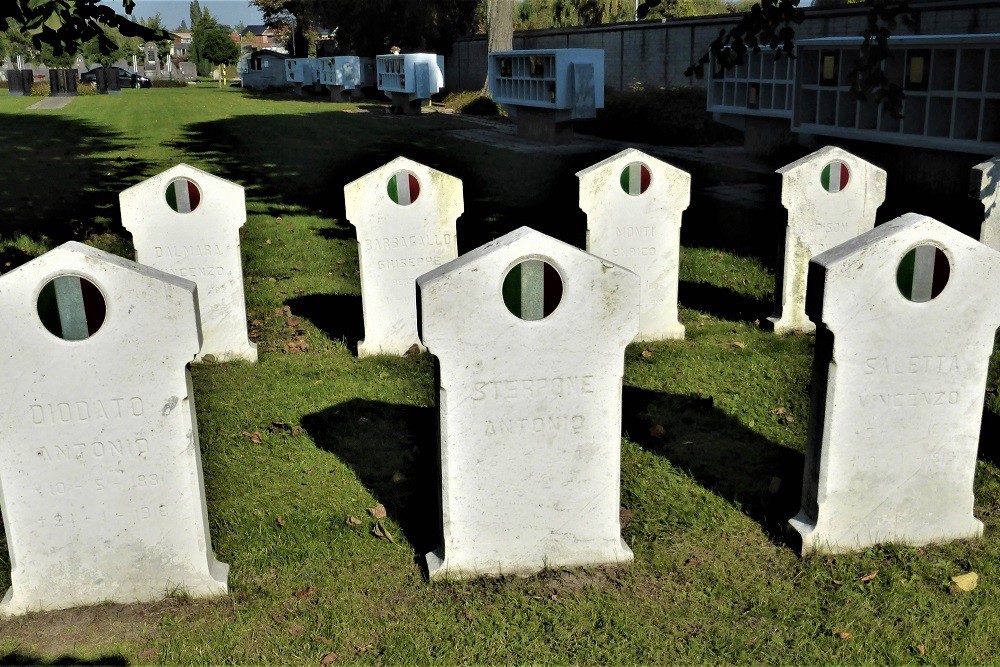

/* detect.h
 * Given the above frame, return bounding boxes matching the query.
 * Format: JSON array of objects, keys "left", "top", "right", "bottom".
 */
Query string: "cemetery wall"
[{"left": 446, "top": 0, "right": 1000, "bottom": 93}]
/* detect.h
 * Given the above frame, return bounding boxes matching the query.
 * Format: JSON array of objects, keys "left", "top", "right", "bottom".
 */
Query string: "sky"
[{"left": 100, "top": 1, "right": 266, "bottom": 31}]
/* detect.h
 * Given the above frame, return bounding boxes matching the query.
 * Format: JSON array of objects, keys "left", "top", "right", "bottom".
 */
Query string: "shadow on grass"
[
  {"left": 0, "top": 113, "right": 153, "bottom": 260},
  {"left": 678, "top": 280, "right": 772, "bottom": 323},
  {"left": 0, "top": 653, "right": 127, "bottom": 665},
  {"left": 622, "top": 386, "right": 804, "bottom": 548},
  {"left": 285, "top": 293, "right": 364, "bottom": 354},
  {"left": 301, "top": 398, "right": 441, "bottom": 557}
]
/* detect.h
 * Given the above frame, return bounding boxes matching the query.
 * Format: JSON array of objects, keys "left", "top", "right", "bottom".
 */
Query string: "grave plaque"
[
  {"left": 789, "top": 213, "right": 1000, "bottom": 554},
  {"left": 0, "top": 242, "right": 229, "bottom": 615},
  {"left": 972, "top": 157, "right": 1000, "bottom": 251},
  {"left": 418, "top": 227, "right": 639, "bottom": 579},
  {"left": 578, "top": 148, "right": 689, "bottom": 341},
  {"left": 120, "top": 164, "right": 257, "bottom": 362},
  {"left": 767, "top": 146, "right": 886, "bottom": 334},
  {"left": 344, "top": 156, "right": 461, "bottom": 356}
]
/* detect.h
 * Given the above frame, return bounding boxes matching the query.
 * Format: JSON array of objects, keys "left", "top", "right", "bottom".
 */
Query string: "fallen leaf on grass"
[
  {"left": 289, "top": 625, "right": 304, "bottom": 637},
  {"left": 834, "top": 629, "right": 853, "bottom": 640},
  {"left": 371, "top": 520, "right": 395, "bottom": 543},
  {"left": 641, "top": 349, "right": 653, "bottom": 359},
  {"left": 405, "top": 343, "right": 421, "bottom": 356},
  {"left": 286, "top": 316, "right": 302, "bottom": 327},
  {"left": 619, "top": 507, "right": 633, "bottom": 528},
  {"left": 321, "top": 652, "right": 338, "bottom": 664},
  {"left": 731, "top": 341, "right": 746, "bottom": 350},
  {"left": 276, "top": 516, "right": 286, "bottom": 528},
  {"left": 859, "top": 571, "right": 878, "bottom": 583},
  {"left": 242, "top": 431, "right": 262, "bottom": 444},
  {"left": 312, "top": 636, "right": 329, "bottom": 644},
  {"left": 917, "top": 644, "right": 927, "bottom": 656},
  {"left": 356, "top": 644, "right": 374, "bottom": 654},
  {"left": 294, "top": 586, "right": 317, "bottom": 599},
  {"left": 368, "top": 504, "right": 387, "bottom": 519},
  {"left": 346, "top": 516, "right": 362, "bottom": 526},
  {"left": 951, "top": 572, "right": 978, "bottom": 593},
  {"left": 649, "top": 424, "right": 666, "bottom": 438}
]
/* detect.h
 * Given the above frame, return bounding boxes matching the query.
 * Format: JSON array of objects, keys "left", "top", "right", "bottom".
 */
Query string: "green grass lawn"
[{"left": 1, "top": 86, "right": 999, "bottom": 665}]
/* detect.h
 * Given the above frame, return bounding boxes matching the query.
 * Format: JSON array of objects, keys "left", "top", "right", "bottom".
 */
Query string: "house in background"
[
  {"left": 242, "top": 25, "right": 285, "bottom": 55},
  {"left": 240, "top": 49, "right": 291, "bottom": 90}
]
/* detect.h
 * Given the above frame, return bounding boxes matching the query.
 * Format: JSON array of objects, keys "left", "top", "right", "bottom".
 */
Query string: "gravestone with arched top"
[
  {"left": 417, "top": 227, "right": 638, "bottom": 579},
  {"left": 789, "top": 213, "right": 1000, "bottom": 554},
  {"left": 344, "top": 156, "right": 461, "bottom": 356},
  {"left": 578, "top": 148, "right": 689, "bottom": 341},
  {"left": 972, "top": 157, "right": 1000, "bottom": 251},
  {"left": 767, "top": 146, "right": 886, "bottom": 334},
  {"left": 120, "top": 164, "right": 257, "bottom": 362},
  {"left": 0, "top": 242, "right": 229, "bottom": 615}
]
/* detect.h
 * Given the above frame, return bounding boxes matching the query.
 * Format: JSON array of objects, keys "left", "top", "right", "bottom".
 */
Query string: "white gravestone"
[
  {"left": 578, "top": 148, "right": 689, "bottom": 341},
  {"left": 972, "top": 157, "right": 1000, "bottom": 251},
  {"left": 344, "top": 156, "right": 462, "bottom": 356},
  {"left": 0, "top": 242, "right": 229, "bottom": 615},
  {"left": 417, "top": 227, "right": 639, "bottom": 579},
  {"left": 120, "top": 163, "right": 257, "bottom": 362},
  {"left": 789, "top": 213, "right": 1000, "bottom": 555},
  {"left": 767, "top": 146, "right": 886, "bottom": 334}
]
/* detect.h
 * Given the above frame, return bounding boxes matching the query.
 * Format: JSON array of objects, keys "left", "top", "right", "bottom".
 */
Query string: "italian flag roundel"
[
  {"left": 165, "top": 178, "right": 202, "bottom": 213},
  {"left": 897, "top": 244, "right": 950, "bottom": 303},
  {"left": 620, "top": 162, "right": 651, "bottom": 196},
  {"left": 820, "top": 160, "right": 850, "bottom": 193},
  {"left": 387, "top": 170, "right": 421, "bottom": 205},
  {"left": 502, "top": 259, "right": 562, "bottom": 321},
  {"left": 37, "top": 275, "right": 106, "bottom": 341}
]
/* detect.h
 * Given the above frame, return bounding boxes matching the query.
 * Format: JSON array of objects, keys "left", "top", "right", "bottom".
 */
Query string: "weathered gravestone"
[
  {"left": 120, "top": 164, "right": 257, "bottom": 362},
  {"left": 578, "top": 147, "right": 689, "bottom": 341},
  {"left": 789, "top": 213, "right": 1000, "bottom": 554},
  {"left": 418, "top": 227, "right": 639, "bottom": 579},
  {"left": 972, "top": 157, "right": 1000, "bottom": 251},
  {"left": 767, "top": 146, "right": 886, "bottom": 334},
  {"left": 344, "top": 156, "right": 461, "bottom": 356},
  {"left": 0, "top": 242, "right": 229, "bottom": 615}
]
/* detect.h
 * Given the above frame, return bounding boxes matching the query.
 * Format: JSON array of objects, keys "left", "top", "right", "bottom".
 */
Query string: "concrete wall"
[{"left": 446, "top": 0, "right": 1000, "bottom": 92}]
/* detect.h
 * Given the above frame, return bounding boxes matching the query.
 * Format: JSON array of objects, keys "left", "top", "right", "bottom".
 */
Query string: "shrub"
[
  {"left": 151, "top": 79, "right": 189, "bottom": 88},
  {"left": 577, "top": 84, "right": 742, "bottom": 147},
  {"left": 441, "top": 90, "right": 502, "bottom": 116},
  {"left": 29, "top": 82, "right": 48, "bottom": 96}
]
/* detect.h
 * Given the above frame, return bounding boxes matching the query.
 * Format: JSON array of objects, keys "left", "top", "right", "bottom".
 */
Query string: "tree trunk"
[{"left": 483, "top": 0, "right": 514, "bottom": 91}]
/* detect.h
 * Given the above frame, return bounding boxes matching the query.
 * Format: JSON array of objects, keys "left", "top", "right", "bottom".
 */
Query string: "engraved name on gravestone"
[
  {"left": 972, "top": 157, "right": 1000, "bottom": 251},
  {"left": 0, "top": 242, "right": 229, "bottom": 615},
  {"left": 344, "top": 156, "right": 461, "bottom": 356},
  {"left": 767, "top": 146, "right": 886, "bottom": 334},
  {"left": 578, "top": 148, "right": 689, "bottom": 341},
  {"left": 120, "top": 164, "right": 257, "bottom": 362},
  {"left": 789, "top": 214, "right": 1000, "bottom": 555},
  {"left": 418, "top": 227, "right": 639, "bottom": 579}
]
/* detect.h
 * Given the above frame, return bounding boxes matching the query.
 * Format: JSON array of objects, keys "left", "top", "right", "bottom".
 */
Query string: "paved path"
[{"left": 27, "top": 96, "right": 74, "bottom": 110}]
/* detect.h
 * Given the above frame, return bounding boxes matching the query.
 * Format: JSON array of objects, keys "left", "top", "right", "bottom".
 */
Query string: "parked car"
[{"left": 80, "top": 66, "right": 152, "bottom": 89}]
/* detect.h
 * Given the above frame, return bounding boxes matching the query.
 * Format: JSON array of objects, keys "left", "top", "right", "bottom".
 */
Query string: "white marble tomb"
[
  {"left": 578, "top": 148, "right": 689, "bottom": 341},
  {"left": 767, "top": 146, "right": 886, "bottom": 334},
  {"left": 972, "top": 156, "right": 1000, "bottom": 252},
  {"left": 417, "top": 227, "right": 639, "bottom": 579},
  {"left": 0, "top": 242, "right": 228, "bottom": 615},
  {"left": 789, "top": 213, "right": 1000, "bottom": 554},
  {"left": 120, "top": 163, "right": 257, "bottom": 362},
  {"left": 344, "top": 156, "right": 462, "bottom": 356}
]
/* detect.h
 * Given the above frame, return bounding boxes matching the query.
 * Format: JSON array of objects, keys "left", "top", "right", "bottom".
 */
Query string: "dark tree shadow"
[
  {"left": 0, "top": 113, "right": 154, "bottom": 251},
  {"left": 301, "top": 399, "right": 440, "bottom": 556},
  {"left": 0, "top": 653, "right": 128, "bottom": 665},
  {"left": 678, "top": 280, "right": 772, "bottom": 323},
  {"left": 979, "top": 406, "right": 1000, "bottom": 466},
  {"left": 622, "top": 386, "right": 804, "bottom": 548},
  {"left": 285, "top": 293, "right": 364, "bottom": 354}
]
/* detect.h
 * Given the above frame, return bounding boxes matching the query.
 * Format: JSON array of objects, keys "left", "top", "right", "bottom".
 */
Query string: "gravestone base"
[
  {"left": 389, "top": 92, "right": 424, "bottom": 114},
  {"left": 425, "top": 541, "right": 634, "bottom": 581},
  {"left": 515, "top": 107, "right": 574, "bottom": 144},
  {"left": 789, "top": 511, "right": 983, "bottom": 556},
  {"left": 763, "top": 314, "right": 816, "bottom": 335},
  {"left": 329, "top": 85, "right": 363, "bottom": 102}
]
